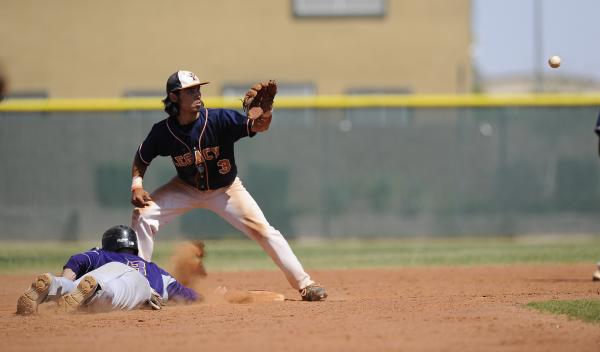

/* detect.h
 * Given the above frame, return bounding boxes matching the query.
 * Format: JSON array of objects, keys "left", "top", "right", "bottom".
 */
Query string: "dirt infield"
[{"left": 1, "top": 264, "right": 599, "bottom": 352}]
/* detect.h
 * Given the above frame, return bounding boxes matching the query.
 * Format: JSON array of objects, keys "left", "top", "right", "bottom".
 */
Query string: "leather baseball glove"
[{"left": 242, "top": 80, "right": 277, "bottom": 132}]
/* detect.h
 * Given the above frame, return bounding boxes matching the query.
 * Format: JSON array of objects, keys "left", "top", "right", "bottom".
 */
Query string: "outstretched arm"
[
  {"left": 167, "top": 280, "right": 200, "bottom": 302},
  {"left": 131, "top": 153, "right": 153, "bottom": 207},
  {"left": 148, "top": 279, "right": 199, "bottom": 310},
  {"left": 158, "top": 264, "right": 202, "bottom": 304}
]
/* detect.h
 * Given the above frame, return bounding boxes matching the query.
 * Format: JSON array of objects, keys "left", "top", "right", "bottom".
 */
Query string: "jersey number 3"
[{"left": 217, "top": 159, "right": 231, "bottom": 175}]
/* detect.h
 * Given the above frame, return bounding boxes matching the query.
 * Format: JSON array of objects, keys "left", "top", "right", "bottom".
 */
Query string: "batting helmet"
[{"left": 101, "top": 225, "right": 138, "bottom": 255}]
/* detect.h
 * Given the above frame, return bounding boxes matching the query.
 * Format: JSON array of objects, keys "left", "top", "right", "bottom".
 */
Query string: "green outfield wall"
[{"left": 1, "top": 95, "right": 599, "bottom": 240}]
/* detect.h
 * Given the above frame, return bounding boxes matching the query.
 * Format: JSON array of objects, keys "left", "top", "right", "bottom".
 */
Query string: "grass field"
[
  {"left": 527, "top": 300, "right": 600, "bottom": 324},
  {"left": 3, "top": 235, "right": 600, "bottom": 347},
  {"left": 1, "top": 236, "right": 599, "bottom": 274}
]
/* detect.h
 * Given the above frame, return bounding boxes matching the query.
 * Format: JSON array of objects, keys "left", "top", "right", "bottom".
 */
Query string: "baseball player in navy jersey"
[
  {"left": 130, "top": 70, "right": 327, "bottom": 301},
  {"left": 16, "top": 225, "right": 198, "bottom": 315}
]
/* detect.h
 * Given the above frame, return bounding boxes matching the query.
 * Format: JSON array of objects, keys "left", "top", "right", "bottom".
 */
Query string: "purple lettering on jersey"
[{"left": 126, "top": 260, "right": 147, "bottom": 276}]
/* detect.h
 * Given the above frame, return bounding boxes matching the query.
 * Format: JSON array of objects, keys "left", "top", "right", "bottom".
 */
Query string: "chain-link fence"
[{"left": 1, "top": 105, "right": 599, "bottom": 240}]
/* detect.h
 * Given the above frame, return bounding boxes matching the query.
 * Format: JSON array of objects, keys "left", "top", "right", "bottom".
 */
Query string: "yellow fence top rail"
[{"left": 1, "top": 94, "right": 600, "bottom": 112}]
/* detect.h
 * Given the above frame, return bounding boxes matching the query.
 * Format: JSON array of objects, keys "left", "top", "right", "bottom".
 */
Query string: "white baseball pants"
[
  {"left": 131, "top": 177, "right": 314, "bottom": 290},
  {"left": 45, "top": 262, "right": 152, "bottom": 311}
]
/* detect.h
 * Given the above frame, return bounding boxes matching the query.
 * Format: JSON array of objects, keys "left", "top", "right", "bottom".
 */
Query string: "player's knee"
[
  {"left": 131, "top": 209, "right": 152, "bottom": 231},
  {"left": 131, "top": 209, "right": 144, "bottom": 225},
  {"left": 132, "top": 207, "right": 154, "bottom": 222},
  {"left": 249, "top": 227, "right": 269, "bottom": 239},
  {"left": 132, "top": 207, "right": 143, "bottom": 218}
]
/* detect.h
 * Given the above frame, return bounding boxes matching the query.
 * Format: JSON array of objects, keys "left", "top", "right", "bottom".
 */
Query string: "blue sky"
[{"left": 473, "top": 0, "right": 600, "bottom": 80}]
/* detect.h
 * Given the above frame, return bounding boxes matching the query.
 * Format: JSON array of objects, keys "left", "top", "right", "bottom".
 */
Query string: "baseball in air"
[{"left": 548, "top": 55, "right": 561, "bottom": 69}]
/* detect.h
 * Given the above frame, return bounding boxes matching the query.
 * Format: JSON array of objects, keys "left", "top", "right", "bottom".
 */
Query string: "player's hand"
[
  {"left": 149, "top": 289, "right": 164, "bottom": 310},
  {"left": 250, "top": 110, "right": 272, "bottom": 133},
  {"left": 131, "top": 188, "right": 152, "bottom": 207}
]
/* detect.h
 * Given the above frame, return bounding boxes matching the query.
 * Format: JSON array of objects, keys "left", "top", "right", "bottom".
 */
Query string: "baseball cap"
[{"left": 166, "top": 70, "right": 209, "bottom": 94}]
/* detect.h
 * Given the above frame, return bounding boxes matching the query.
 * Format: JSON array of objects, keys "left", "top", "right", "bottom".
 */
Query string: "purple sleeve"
[
  {"left": 63, "top": 251, "right": 100, "bottom": 278},
  {"left": 166, "top": 281, "right": 200, "bottom": 302},
  {"left": 157, "top": 266, "right": 200, "bottom": 302},
  {"left": 220, "top": 109, "right": 256, "bottom": 142}
]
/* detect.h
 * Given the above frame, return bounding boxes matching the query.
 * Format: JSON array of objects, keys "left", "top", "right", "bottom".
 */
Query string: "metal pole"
[{"left": 533, "top": 0, "right": 544, "bottom": 92}]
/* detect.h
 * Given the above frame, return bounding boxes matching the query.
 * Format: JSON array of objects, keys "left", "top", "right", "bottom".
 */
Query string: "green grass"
[
  {"left": 527, "top": 300, "right": 600, "bottom": 324},
  {"left": 0, "top": 236, "right": 599, "bottom": 274}
]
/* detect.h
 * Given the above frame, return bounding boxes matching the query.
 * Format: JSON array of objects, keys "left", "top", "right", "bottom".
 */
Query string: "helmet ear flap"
[{"left": 101, "top": 225, "right": 138, "bottom": 255}]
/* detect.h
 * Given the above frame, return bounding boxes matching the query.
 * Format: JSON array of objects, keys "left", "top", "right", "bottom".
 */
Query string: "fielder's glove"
[
  {"left": 149, "top": 289, "right": 164, "bottom": 310},
  {"left": 242, "top": 80, "right": 277, "bottom": 132}
]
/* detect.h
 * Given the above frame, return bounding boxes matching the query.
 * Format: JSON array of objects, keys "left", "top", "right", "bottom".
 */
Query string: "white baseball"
[{"left": 548, "top": 55, "right": 561, "bottom": 69}]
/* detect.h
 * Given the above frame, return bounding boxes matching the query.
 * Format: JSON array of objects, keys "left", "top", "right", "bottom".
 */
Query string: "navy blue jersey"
[
  {"left": 138, "top": 108, "right": 256, "bottom": 191},
  {"left": 63, "top": 248, "right": 197, "bottom": 302}
]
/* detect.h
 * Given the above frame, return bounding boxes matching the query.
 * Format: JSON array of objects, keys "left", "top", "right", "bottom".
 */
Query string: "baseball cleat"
[
  {"left": 593, "top": 270, "right": 600, "bottom": 282},
  {"left": 16, "top": 273, "right": 53, "bottom": 315},
  {"left": 58, "top": 275, "right": 99, "bottom": 312},
  {"left": 299, "top": 284, "right": 328, "bottom": 301}
]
